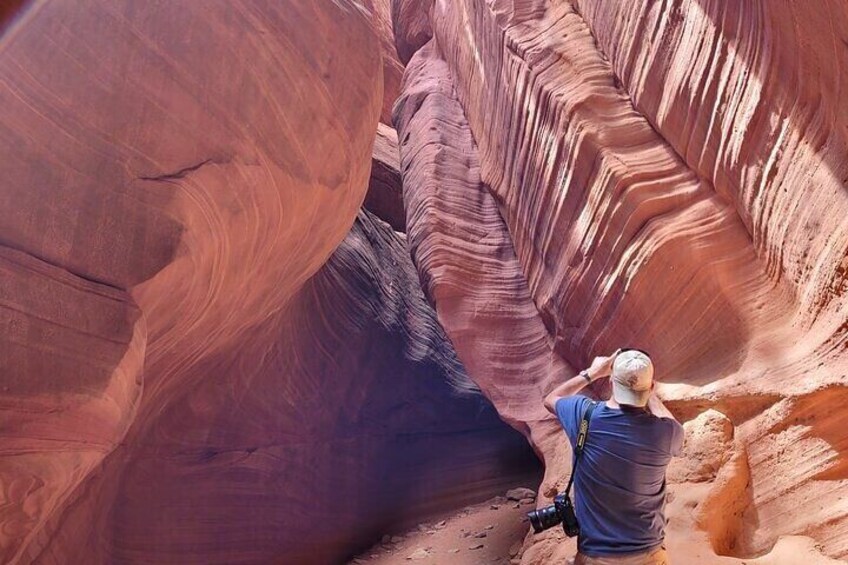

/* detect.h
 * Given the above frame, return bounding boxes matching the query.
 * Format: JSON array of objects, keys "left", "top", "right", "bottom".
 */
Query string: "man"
[{"left": 543, "top": 349, "right": 684, "bottom": 565}]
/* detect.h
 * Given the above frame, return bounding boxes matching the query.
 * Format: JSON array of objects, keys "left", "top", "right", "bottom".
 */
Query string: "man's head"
[{"left": 611, "top": 349, "right": 654, "bottom": 407}]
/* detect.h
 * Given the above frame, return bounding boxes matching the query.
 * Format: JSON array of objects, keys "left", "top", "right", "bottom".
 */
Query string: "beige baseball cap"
[{"left": 611, "top": 349, "right": 654, "bottom": 407}]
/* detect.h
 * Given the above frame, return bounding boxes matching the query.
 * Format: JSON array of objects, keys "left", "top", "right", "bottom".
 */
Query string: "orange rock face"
[
  {"left": 5, "top": 0, "right": 848, "bottom": 563},
  {"left": 2, "top": 0, "right": 356, "bottom": 562},
  {"left": 1, "top": 2, "right": 542, "bottom": 562},
  {"left": 363, "top": 0, "right": 405, "bottom": 124},
  {"left": 393, "top": 0, "right": 848, "bottom": 562}
]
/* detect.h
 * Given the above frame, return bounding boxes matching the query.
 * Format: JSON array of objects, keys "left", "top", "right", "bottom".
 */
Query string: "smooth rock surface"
[
  {"left": 364, "top": 0, "right": 405, "bottom": 124},
  {"left": 0, "top": 1, "right": 378, "bottom": 562}
]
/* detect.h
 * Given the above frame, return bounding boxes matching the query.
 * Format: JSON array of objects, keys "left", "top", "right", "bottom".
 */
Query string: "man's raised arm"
[
  {"left": 543, "top": 349, "right": 621, "bottom": 415},
  {"left": 646, "top": 392, "right": 679, "bottom": 422},
  {"left": 543, "top": 374, "right": 591, "bottom": 414}
]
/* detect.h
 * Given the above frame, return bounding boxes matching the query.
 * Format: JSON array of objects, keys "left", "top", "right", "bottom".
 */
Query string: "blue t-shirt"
[{"left": 555, "top": 396, "right": 683, "bottom": 557}]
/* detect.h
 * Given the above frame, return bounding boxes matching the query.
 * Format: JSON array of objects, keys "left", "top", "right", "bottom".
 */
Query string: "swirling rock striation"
[
  {"left": 393, "top": 39, "right": 577, "bottom": 507},
  {"left": 0, "top": 0, "right": 385, "bottom": 562},
  {"left": 65, "top": 210, "right": 537, "bottom": 564},
  {"left": 395, "top": 40, "right": 558, "bottom": 431},
  {"left": 0, "top": 247, "right": 145, "bottom": 563},
  {"left": 393, "top": 0, "right": 848, "bottom": 561},
  {"left": 0, "top": 2, "right": 540, "bottom": 562}
]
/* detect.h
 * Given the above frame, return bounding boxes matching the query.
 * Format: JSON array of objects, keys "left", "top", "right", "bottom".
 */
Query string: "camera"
[{"left": 526, "top": 493, "right": 580, "bottom": 536}]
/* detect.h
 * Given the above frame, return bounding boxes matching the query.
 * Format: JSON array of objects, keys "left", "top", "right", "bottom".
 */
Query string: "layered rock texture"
[
  {"left": 0, "top": 0, "right": 373, "bottom": 560},
  {"left": 4, "top": 0, "right": 848, "bottom": 564},
  {"left": 393, "top": 0, "right": 848, "bottom": 563},
  {"left": 0, "top": 1, "right": 538, "bottom": 563}
]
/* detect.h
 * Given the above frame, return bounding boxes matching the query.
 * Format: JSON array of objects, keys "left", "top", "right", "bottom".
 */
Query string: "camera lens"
[{"left": 527, "top": 504, "right": 562, "bottom": 533}]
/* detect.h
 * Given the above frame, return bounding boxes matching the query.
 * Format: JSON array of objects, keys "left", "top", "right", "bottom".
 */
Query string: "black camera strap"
[{"left": 564, "top": 400, "right": 598, "bottom": 497}]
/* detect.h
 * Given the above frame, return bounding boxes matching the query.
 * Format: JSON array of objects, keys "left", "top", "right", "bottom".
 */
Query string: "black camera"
[{"left": 526, "top": 493, "right": 580, "bottom": 536}]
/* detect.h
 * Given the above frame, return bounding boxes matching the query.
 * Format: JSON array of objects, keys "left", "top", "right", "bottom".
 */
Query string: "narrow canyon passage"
[{"left": 2, "top": 1, "right": 848, "bottom": 564}]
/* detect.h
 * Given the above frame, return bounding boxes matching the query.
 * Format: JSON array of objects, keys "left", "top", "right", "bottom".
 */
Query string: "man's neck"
[{"left": 606, "top": 398, "right": 649, "bottom": 413}]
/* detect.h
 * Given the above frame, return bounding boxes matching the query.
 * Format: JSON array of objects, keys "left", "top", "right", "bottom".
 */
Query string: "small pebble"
[
  {"left": 406, "top": 547, "right": 430, "bottom": 560},
  {"left": 506, "top": 487, "right": 536, "bottom": 501},
  {"left": 448, "top": 548, "right": 460, "bottom": 554},
  {"left": 469, "top": 543, "right": 485, "bottom": 550}
]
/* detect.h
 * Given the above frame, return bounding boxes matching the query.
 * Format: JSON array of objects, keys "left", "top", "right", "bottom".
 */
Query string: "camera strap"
[{"left": 564, "top": 400, "right": 598, "bottom": 497}]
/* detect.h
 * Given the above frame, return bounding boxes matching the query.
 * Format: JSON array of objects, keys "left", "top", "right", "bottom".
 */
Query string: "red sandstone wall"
[
  {"left": 5, "top": 0, "right": 848, "bottom": 563},
  {"left": 393, "top": 0, "right": 848, "bottom": 562},
  {"left": 0, "top": 1, "right": 378, "bottom": 561},
  {"left": 0, "top": 2, "right": 542, "bottom": 561}
]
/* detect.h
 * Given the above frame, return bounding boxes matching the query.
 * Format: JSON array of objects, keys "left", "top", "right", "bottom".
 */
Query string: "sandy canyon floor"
[{"left": 351, "top": 485, "right": 845, "bottom": 565}]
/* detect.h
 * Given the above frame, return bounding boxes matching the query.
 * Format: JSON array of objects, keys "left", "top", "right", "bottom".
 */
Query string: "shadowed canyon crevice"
[{"left": 2, "top": 0, "right": 848, "bottom": 564}]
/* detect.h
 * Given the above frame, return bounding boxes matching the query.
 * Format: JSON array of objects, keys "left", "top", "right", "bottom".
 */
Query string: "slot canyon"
[{"left": 1, "top": 1, "right": 847, "bottom": 564}]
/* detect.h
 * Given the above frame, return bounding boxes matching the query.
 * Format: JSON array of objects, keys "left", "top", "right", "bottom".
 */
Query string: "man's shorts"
[{"left": 574, "top": 544, "right": 668, "bottom": 565}]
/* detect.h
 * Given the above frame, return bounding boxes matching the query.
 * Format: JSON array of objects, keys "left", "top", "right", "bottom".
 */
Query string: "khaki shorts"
[{"left": 574, "top": 545, "right": 668, "bottom": 565}]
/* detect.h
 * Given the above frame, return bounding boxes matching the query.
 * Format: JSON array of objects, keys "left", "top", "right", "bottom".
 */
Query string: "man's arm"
[
  {"left": 646, "top": 393, "right": 678, "bottom": 422},
  {"left": 543, "top": 374, "right": 591, "bottom": 414},
  {"left": 647, "top": 390, "right": 684, "bottom": 456},
  {"left": 543, "top": 349, "right": 621, "bottom": 415}
]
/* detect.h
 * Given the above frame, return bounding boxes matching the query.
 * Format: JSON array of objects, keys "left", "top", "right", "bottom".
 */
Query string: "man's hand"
[
  {"left": 646, "top": 384, "right": 678, "bottom": 421},
  {"left": 586, "top": 348, "right": 622, "bottom": 381},
  {"left": 543, "top": 348, "right": 622, "bottom": 414}
]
